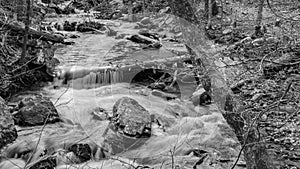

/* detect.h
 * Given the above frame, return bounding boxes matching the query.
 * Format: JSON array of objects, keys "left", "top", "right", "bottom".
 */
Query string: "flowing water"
[{"left": 7, "top": 14, "right": 243, "bottom": 168}]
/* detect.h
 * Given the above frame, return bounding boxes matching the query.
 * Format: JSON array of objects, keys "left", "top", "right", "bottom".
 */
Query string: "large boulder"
[
  {"left": 111, "top": 97, "right": 151, "bottom": 138},
  {"left": 0, "top": 97, "right": 17, "bottom": 149},
  {"left": 9, "top": 93, "right": 61, "bottom": 126}
]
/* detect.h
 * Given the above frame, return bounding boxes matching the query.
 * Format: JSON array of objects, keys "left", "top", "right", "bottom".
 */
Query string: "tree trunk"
[
  {"left": 21, "top": 0, "right": 31, "bottom": 62},
  {"left": 255, "top": 0, "right": 264, "bottom": 37},
  {"left": 169, "top": 1, "right": 275, "bottom": 168},
  {"left": 16, "top": 0, "right": 25, "bottom": 21},
  {"left": 207, "top": 0, "right": 212, "bottom": 28},
  {"left": 169, "top": 0, "right": 198, "bottom": 24},
  {"left": 205, "top": 0, "right": 218, "bottom": 16},
  {"left": 205, "top": 0, "right": 219, "bottom": 28}
]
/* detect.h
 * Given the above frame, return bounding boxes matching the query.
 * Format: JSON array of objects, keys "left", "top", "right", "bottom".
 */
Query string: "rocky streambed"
[{"left": 0, "top": 11, "right": 246, "bottom": 169}]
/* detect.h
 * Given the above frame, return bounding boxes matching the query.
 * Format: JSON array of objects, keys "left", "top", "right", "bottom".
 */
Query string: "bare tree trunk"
[
  {"left": 169, "top": 0, "right": 198, "bottom": 24},
  {"left": 207, "top": 0, "right": 212, "bottom": 28},
  {"left": 143, "top": 0, "right": 146, "bottom": 15},
  {"left": 256, "top": 0, "right": 264, "bottom": 26},
  {"left": 205, "top": 0, "right": 219, "bottom": 28},
  {"left": 127, "top": 0, "right": 133, "bottom": 22},
  {"left": 16, "top": 0, "right": 25, "bottom": 21},
  {"left": 205, "top": 0, "right": 209, "bottom": 16},
  {"left": 255, "top": 0, "right": 264, "bottom": 37},
  {"left": 219, "top": 0, "right": 224, "bottom": 19},
  {"left": 21, "top": 0, "right": 31, "bottom": 62}
]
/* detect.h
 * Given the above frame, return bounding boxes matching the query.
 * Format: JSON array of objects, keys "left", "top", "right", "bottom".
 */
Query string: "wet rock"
[
  {"left": 77, "top": 21, "right": 104, "bottom": 32},
  {"left": 9, "top": 93, "right": 61, "bottom": 126},
  {"left": 126, "top": 34, "right": 159, "bottom": 46},
  {"left": 111, "top": 97, "right": 151, "bottom": 137},
  {"left": 201, "top": 75, "right": 212, "bottom": 92},
  {"left": 0, "top": 97, "right": 17, "bottom": 149},
  {"left": 63, "top": 21, "right": 77, "bottom": 31},
  {"left": 54, "top": 22, "right": 64, "bottom": 31},
  {"left": 68, "top": 144, "right": 92, "bottom": 163},
  {"left": 191, "top": 88, "right": 212, "bottom": 106},
  {"left": 28, "top": 156, "right": 56, "bottom": 169},
  {"left": 142, "top": 42, "right": 162, "bottom": 49},
  {"left": 138, "top": 31, "right": 160, "bottom": 41},
  {"left": 69, "top": 34, "right": 80, "bottom": 39},
  {"left": 199, "top": 91, "right": 212, "bottom": 106},
  {"left": 91, "top": 107, "right": 110, "bottom": 121},
  {"left": 56, "top": 151, "right": 81, "bottom": 165}
]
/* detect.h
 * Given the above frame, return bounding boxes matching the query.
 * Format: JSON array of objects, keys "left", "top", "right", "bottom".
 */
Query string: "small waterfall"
[
  {"left": 70, "top": 68, "right": 125, "bottom": 89},
  {"left": 53, "top": 55, "right": 197, "bottom": 90}
]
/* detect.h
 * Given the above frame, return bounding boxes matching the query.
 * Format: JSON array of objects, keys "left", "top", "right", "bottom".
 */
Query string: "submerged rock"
[
  {"left": 111, "top": 97, "right": 151, "bottom": 138},
  {"left": 0, "top": 97, "right": 17, "bottom": 149},
  {"left": 191, "top": 88, "right": 212, "bottom": 106},
  {"left": 9, "top": 93, "right": 61, "bottom": 126},
  {"left": 68, "top": 144, "right": 92, "bottom": 163}
]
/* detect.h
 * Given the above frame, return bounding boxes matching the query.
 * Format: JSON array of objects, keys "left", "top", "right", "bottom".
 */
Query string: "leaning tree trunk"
[{"left": 168, "top": 1, "right": 275, "bottom": 169}]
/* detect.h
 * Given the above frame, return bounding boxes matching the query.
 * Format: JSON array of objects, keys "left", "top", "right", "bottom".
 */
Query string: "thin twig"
[
  {"left": 54, "top": 84, "right": 70, "bottom": 105},
  {"left": 24, "top": 112, "right": 51, "bottom": 168},
  {"left": 55, "top": 98, "right": 73, "bottom": 108}
]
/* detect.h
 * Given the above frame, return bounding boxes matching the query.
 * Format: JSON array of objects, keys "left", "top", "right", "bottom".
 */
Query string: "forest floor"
[{"left": 204, "top": 1, "right": 300, "bottom": 168}]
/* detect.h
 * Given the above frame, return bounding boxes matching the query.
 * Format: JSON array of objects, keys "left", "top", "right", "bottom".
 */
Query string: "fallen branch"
[{"left": 0, "top": 20, "right": 68, "bottom": 44}]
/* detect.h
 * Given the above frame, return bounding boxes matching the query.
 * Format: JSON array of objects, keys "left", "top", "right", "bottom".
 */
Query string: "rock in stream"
[
  {"left": 9, "top": 92, "right": 61, "bottom": 126},
  {"left": 0, "top": 97, "right": 17, "bottom": 149},
  {"left": 111, "top": 97, "right": 152, "bottom": 138}
]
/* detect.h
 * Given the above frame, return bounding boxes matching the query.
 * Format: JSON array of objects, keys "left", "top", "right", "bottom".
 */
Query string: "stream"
[{"left": 7, "top": 13, "right": 245, "bottom": 169}]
